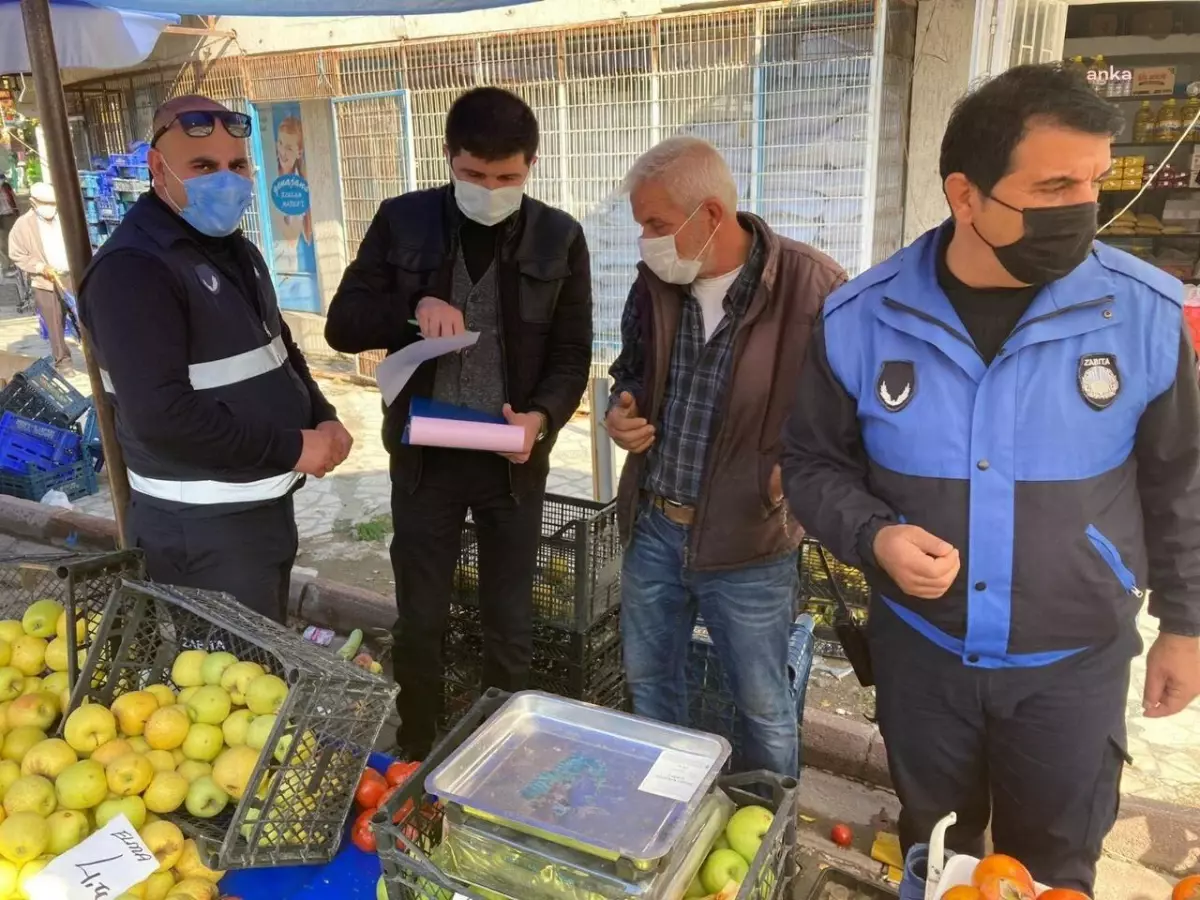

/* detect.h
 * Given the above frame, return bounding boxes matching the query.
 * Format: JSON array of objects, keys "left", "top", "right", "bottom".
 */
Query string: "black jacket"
[
  {"left": 325, "top": 185, "right": 593, "bottom": 495},
  {"left": 79, "top": 192, "right": 336, "bottom": 515}
]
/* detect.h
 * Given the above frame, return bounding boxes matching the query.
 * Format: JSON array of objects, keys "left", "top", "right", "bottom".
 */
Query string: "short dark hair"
[
  {"left": 445, "top": 87, "right": 539, "bottom": 163},
  {"left": 939, "top": 62, "right": 1124, "bottom": 194}
]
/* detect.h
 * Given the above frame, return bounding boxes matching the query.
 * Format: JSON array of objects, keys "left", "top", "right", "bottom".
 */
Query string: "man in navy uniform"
[
  {"left": 80, "top": 95, "right": 352, "bottom": 622},
  {"left": 781, "top": 63, "right": 1200, "bottom": 893}
]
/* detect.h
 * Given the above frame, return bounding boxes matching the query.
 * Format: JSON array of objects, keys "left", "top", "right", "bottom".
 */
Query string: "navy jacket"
[{"left": 781, "top": 224, "right": 1200, "bottom": 667}]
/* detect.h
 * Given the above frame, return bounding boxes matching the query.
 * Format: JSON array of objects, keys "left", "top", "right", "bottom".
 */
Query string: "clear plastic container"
[
  {"left": 438, "top": 788, "right": 735, "bottom": 900},
  {"left": 426, "top": 691, "right": 732, "bottom": 871}
]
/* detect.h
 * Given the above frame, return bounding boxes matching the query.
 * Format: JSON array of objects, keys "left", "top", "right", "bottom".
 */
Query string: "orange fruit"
[
  {"left": 976, "top": 874, "right": 1036, "bottom": 900},
  {"left": 944, "top": 888, "right": 984, "bottom": 900},
  {"left": 1174, "top": 875, "right": 1200, "bottom": 900},
  {"left": 1038, "top": 891, "right": 1091, "bottom": 900},
  {"left": 974, "top": 855, "right": 1037, "bottom": 895}
]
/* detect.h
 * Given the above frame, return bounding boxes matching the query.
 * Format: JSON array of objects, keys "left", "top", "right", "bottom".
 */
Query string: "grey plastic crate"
[{"left": 68, "top": 579, "right": 398, "bottom": 870}]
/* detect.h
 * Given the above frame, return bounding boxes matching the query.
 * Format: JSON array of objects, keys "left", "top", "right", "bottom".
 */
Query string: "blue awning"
[
  {"left": 0, "top": 0, "right": 179, "bottom": 71},
  {"left": 75, "top": 0, "right": 533, "bottom": 13}
]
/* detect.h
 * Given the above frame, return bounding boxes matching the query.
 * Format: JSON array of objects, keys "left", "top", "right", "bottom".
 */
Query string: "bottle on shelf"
[
  {"left": 1156, "top": 98, "right": 1182, "bottom": 144},
  {"left": 1183, "top": 97, "right": 1200, "bottom": 143},
  {"left": 1133, "top": 101, "right": 1157, "bottom": 144}
]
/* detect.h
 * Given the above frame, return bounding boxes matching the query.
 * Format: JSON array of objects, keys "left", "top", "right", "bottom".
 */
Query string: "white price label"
[
  {"left": 25, "top": 814, "right": 158, "bottom": 900},
  {"left": 638, "top": 749, "right": 712, "bottom": 802}
]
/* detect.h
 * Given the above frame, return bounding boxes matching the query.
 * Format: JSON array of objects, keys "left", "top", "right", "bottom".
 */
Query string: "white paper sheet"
[
  {"left": 26, "top": 814, "right": 158, "bottom": 900},
  {"left": 376, "top": 332, "right": 481, "bottom": 406}
]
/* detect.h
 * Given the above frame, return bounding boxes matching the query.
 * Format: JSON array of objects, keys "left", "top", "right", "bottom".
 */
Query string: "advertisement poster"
[{"left": 264, "top": 102, "right": 320, "bottom": 313}]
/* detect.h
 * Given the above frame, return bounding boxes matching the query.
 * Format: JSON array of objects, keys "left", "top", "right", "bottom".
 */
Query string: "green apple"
[
  {"left": 245, "top": 674, "right": 288, "bottom": 716},
  {"left": 181, "top": 724, "right": 223, "bottom": 763},
  {"left": 0, "top": 812, "right": 49, "bottom": 864},
  {"left": 20, "top": 738, "right": 77, "bottom": 779},
  {"left": 55, "top": 759, "right": 108, "bottom": 810},
  {"left": 213, "top": 745, "right": 259, "bottom": 800},
  {"left": 145, "top": 684, "right": 176, "bottom": 709},
  {"left": 3, "top": 774, "right": 56, "bottom": 816},
  {"left": 41, "top": 672, "right": 69, "bottom": 697},
  {"left": 712, "top": 833, "right": 731, "bottom": 852},
  {"left": 177, "top": 760, "right": 212, "bottom": 783},
  {"left": 184, "top": 775, "right": 230, "bottom": 819},
  {"left": 0, "top": 761, "right": 19, "bottom": 796},
  {"left": 7, "top": 693, "right": 60, "bottom": 732},
  {"left": 220, "top": 661, "right": 265, "bottom": 705},
  {"left": 184, "top": 686, "right": 231, "bottom": 725},
  {"left": 170, "top": 651, "right": 209, "bottom": 689},
  {"left": 9, "top": 637, "right": 46, "bottom": 677},
  {"left": 21, "top": 600, "right": 63, "bottom": 639},
  {"left": 2, "top": 726, "right": 47, "bottom": 763},
  {"left": 0, "top": 860, "right": 16, "bottom": 899},
  {"left": 700, "top": 848, "right": 749, "bottom": 895},
  {"left": 0, "top": 622, "right": 21, "bottom": 645},
  {"left": 144, "top": 706, "right": 190, "bottom": 751},
  {"left": 95, "top": 795, "right": 147, "bottom": 830},
  {"left": 222, "top": 709, "right": 254, "bottom": 747},
  {"left": 244, "top": 714, "right": 276, "bottom": 751},
  {"left": 18, "top": 677, "right": 42, "bottom": 697},
  {"left": 46, "top": 808, "right": 90, "bottom": 854},
  {"left": 201, "top": 652, "right": 238, "bottom": 687},
  {"left": 684, "top": 873, "right": 707, "bottom": 898},
  {"left": 0, "top": 667, "right": 23, "bottom": 702},
  {"left": 111, "top": 691, "right": 161, "bottom": 737},
  {"left": 106, "top": 753, "right": 155, "bottom": 796},
  {"left": 725, "top": 805, "right": 774, "bottom": 863},
  {"left": 144, "top": 771, "right": 189, "bottom": 814},
  {"left": 0, "top": 640, "right": 11, "bottom": 669},
  {"left": 63, "top": 705, "right": 118, "bottom": 755}
]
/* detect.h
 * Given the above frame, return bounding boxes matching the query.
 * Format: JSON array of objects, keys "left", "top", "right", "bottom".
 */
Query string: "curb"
[{"left": 0, "top": 496, "right": 1196, "bottom": 873}]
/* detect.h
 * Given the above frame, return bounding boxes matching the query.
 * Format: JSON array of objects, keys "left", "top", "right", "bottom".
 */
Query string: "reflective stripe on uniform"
[
  {"left": 128, "top": 469, "right": 301, "bottom": 505},
  {"left": 98, "top": 334, "right": 287, "bottom": 395}
]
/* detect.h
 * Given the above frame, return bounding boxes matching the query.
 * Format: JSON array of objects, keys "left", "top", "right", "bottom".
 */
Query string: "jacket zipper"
[{"left": 493, "top": 225, "right": 515, "bottom": 499}]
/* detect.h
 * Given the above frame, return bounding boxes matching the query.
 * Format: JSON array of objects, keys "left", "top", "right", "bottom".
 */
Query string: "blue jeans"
[{"left": 621, "top": 505, "right": 799, "bottom": 777}]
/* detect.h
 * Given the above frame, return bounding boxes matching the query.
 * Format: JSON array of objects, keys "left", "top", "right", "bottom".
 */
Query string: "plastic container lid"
[{"left": 426, "top": 691, "right": 731, "bottom": 869}]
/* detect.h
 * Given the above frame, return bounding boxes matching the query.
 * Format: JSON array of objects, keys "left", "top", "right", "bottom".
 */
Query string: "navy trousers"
[{"left": 870, "top": 601, "right": 1136, "bottom": 894}]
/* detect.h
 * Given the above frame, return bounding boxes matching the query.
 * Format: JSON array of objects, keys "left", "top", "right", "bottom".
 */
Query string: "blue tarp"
[
  {"left": 78, "top": 0, "right": 533, "bottom": 13},
  {"left": 0, "top": 0, "right": 179, "bottom": 71}
]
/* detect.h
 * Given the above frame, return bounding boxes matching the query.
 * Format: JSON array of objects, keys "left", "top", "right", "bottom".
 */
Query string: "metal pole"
[
  {"left": 20, "top": 0, "right": 130, "bottom": 546},
  {"left": 589, "top": 376, "right": 615, "bottom": 503}
]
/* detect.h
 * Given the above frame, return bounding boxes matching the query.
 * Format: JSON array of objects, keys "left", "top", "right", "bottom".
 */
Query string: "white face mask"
[
  {"left": 638, "top": 204, "right": 716, "bottom": 285},
  {"left": 453, "top": 178, "right": 524, "bottom": 227},
  {"left": 34, "top": 205, "right": 57, "bottom": 222}
]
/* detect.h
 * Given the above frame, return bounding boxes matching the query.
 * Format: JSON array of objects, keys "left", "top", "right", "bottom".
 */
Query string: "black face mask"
[{"left": 973, "top": 194, "right": 1098, "bottom": 285}]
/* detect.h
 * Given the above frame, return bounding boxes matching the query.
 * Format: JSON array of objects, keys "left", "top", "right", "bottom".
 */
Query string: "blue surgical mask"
[{"left": 165, "top": 164, "right": 253, "bottom": 237}]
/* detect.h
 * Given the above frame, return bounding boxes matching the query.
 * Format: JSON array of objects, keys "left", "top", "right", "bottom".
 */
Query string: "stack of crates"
[
  {"left": 0, "top": 359, "right": 99, "bottom": 501},
  {"left": 797, "top": 537, "right": 870, "bottom": 658},
  {"left": 78, "top": 143, "right": 150, "bottom": 249},
  {"left": 440, "top": 494, "right": 624, "bottom": 729}
]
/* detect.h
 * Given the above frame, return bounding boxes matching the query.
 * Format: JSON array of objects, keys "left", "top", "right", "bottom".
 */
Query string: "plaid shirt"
[{"left": 611, "top": 233, "right": 765, "bottom": 506}]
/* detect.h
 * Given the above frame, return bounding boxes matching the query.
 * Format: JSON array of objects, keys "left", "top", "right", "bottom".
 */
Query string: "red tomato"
[
  {"left": 386, "top": 760, "right": 421, "bottom": 787},
  {"left": 830, "top": 823, "right": 853, "bottom": 848},
  {"left": 355, "top": 769, "right": 387, "bottom": 809},
  {"left": 351, "top": 808, "right": 377, "bottom": 853}
]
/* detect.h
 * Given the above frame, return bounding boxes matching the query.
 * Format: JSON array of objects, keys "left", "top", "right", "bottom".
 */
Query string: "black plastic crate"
[
  {"left": 375, "top": 690, "right": 801, "bottom": 900},
  {"left": 687, "top": 616, "right": 816, "bottom": 771},
  {"left": 69, "top": 579, "right": 398, "bottom": 870},
  {"left": 799, "top": 538, "right": 870, "bottom": 608},
  {"left": 453, "top": 494, "right": 621, "bottom": 632},
  {"left": 439, "top": 602, "right": 625, "bottom": 730},
  {"left": 0, "top": 550, "right": 143, "bottom": 688},
  {"left": 0, "top": 357, "right": 90, "bottom": 429}
]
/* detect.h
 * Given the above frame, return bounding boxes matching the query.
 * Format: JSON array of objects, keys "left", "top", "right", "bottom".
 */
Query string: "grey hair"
[{"left": 623, "top": 136, "right": 739, "bottom": 214}]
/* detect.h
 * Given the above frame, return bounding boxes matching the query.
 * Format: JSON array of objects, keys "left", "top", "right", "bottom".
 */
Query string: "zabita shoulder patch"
[
  {"left": 876, "top": 360, "right": 915, "bottom": 412},
  {"left": 1078, "top": 353, "right": 1120, "bottom": 410}
]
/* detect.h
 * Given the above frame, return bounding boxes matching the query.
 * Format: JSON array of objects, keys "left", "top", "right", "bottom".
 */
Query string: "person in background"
[
  {"left": 7, "top": 182, "right": 72, "bottom": 371},
  {"left": 781, "top": 63, "right": 1200, "bottom": 893},
  {"left": 0, "top": 175, "right": 18, "bottom": 277},
  {"left": 78, "top": 94, "right": 353, "bottom": 623},
  {"left": 607, "top": 136, "right": 845, "bottom": 778},
  {"left": 326, "top": 86, "right": 593, "bottom": 759}
]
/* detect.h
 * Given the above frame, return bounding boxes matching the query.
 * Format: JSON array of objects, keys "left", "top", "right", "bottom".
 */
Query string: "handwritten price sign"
[{"left": 25, "top": 815, "right": 158, "bottom": 900}]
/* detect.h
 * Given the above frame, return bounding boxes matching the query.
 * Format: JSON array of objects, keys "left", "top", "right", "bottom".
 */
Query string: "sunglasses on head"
[{"left": 151, "top": 110, "right": 252, "bottom": 147}]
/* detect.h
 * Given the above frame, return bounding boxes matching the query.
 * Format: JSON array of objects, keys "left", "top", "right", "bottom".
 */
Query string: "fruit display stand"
[
  {"left": 0, "top": 549, "right": 144, "bottom": 688},
  {"left": 67, "top": 579, "right": 398, "bottom": 870},
  {"left": 374, "top": 689, "right": 802, "bottom": 900}
]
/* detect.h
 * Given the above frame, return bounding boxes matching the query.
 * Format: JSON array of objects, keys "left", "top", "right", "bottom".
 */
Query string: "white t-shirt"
[{"left": 691, "top": 266, "right": 743, "bottom": 342}]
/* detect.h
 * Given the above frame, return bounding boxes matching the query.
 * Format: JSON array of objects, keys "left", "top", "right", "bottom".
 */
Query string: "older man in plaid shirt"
[{"left": 606, "top": 136, "right": 845, "bottom": 776}]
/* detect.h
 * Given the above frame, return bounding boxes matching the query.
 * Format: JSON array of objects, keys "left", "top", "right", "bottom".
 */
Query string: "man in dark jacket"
[
  {"left": 80, "top": 95, "right": 352, "bottom": 623},
  {"left": 326, "top": 87, "right": 593, "bottom": 757},
  {"left": 607, "top": 136, "right": 845, "bottom": 777},
  {"left": 781, "top": 64, "right": 1200, "bottom": 892}
]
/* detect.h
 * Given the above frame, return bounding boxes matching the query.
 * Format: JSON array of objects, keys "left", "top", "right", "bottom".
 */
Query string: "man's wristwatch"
[{"left": 534, "top": 411, "right": 550, "bottom": 443}]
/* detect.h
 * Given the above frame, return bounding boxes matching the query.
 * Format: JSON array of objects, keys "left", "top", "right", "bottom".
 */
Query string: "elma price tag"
[{"left": 26, "top": 814, "right": 158, "bottom": 900}]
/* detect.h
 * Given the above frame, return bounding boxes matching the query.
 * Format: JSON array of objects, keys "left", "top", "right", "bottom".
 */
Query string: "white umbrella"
[
  {"left": 0, "top": 0, "right": 178, "bottom": 71},
  {"left": 70, "top": 0, "right": 529, "bottom": 12}
]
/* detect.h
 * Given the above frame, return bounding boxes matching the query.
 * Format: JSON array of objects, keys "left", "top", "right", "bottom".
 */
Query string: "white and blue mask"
[{"left": 165, "top": 163, "right": 254, "bottom": 237}]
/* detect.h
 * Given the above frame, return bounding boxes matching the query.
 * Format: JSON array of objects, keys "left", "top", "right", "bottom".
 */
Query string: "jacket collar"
[{"left": 888, "top": 221, "right": 1119, "bottom": 327}]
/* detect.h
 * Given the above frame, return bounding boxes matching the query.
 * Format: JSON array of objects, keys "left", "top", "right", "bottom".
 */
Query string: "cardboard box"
[
  {"left": 1132, "top": 66, "right": 1176, "bottom": 95},
  {"left": 1131, "top": 8, "right": 1174, "bottom": 36},
  {"left": 1088, "top": 12, "right": 1120, "bottom": 36}
]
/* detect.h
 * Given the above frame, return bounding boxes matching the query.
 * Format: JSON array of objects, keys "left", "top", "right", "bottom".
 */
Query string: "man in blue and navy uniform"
[
  {"left": 80, "top": 95, "right": 353, "bottom": 623},
  {"left": 781, "top": 63, "right": 1200, "bottom": 892}
]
